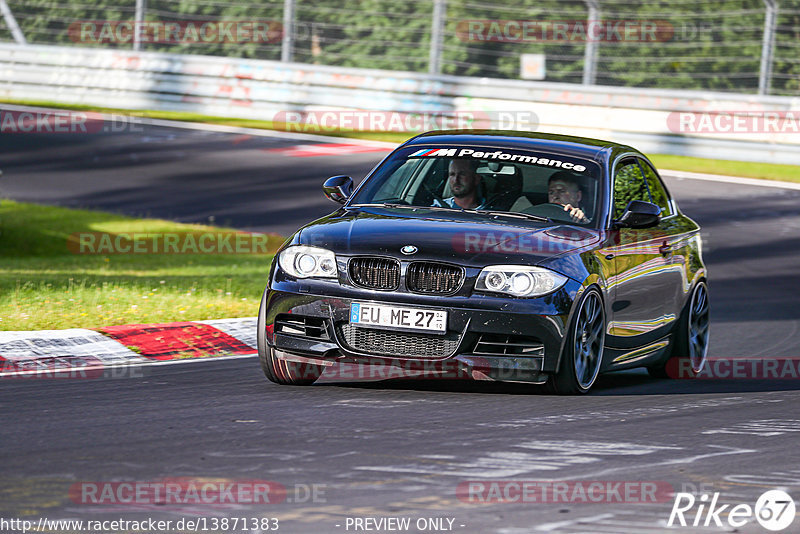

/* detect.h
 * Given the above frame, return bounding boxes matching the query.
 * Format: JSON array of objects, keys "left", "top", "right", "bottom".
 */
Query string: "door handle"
[{"left": 659, "top": 242, "right": 673, "bottom": 255}]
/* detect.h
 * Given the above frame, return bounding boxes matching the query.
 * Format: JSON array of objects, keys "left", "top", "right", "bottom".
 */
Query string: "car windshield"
[{"left": 350, "top": 146, "right": 603, "bottom": 227}]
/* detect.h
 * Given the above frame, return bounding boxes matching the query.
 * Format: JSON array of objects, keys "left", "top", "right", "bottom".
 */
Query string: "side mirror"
[
  {"left": 323, "top": 175, "right": 353, "bottom": 204},
  {"left": 615, "top": 200, "right": 661, "bottom": 229}
]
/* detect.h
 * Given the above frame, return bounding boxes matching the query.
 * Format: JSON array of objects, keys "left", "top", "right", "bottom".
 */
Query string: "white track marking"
[
  {"left": 516, "top": 441, "right": 681, "bottom": 455},
  {"left": 725, "top": 469, "right": 800, "bottom": 486},
  {"left": 568, "top": 445, "right": 756, "bottom": 480},
  {"left": 357, "top": 440, "right": 683, "bottom": 478},
  {"left": 533, "top": 508, "right": 742, "bottom": 533},
  {"left": 532, "top": 514, "right": 616, "bottom": 532},
  {"left": 703, "top": 419, "right": 800, "bottom": 437},
  {"left": 477, "top": 397, "right": 783, "bottom": 429},
  {"left": 662, "top": 169, "right": 800, "bottom": 190}
]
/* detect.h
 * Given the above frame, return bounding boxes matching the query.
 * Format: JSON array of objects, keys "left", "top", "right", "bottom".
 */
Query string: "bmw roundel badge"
[{"left": 401, "top": 245, "right": 418, "bottom": 255}]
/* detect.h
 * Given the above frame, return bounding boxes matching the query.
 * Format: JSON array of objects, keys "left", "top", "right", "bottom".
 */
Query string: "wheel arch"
[{"left": 553, "top": 280, "right": 607, "bottom": 374}]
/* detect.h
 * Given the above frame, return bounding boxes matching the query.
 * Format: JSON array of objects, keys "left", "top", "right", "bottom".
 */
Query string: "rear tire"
[
  {"left": 257, "top": 289, "right": 323, "bottom": 386},
  {"left": 648, "top": 280, "right": 709, "bottom": 379},
  {"left": 547, "top": 287, "right": 605, "bottom": 395}
]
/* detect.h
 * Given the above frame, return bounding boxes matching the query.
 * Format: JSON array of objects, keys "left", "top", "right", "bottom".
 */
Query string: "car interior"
[{"left": 399, "top": 157, "right": 598, "bottom": 223}]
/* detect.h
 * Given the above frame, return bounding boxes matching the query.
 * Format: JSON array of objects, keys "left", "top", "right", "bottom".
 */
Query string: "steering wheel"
[
  {"left": 523, "top": 203, "right": 572, "bottom": 219},
  {"left": 524, "top": 203, "right": 590, "bottom": 223}
]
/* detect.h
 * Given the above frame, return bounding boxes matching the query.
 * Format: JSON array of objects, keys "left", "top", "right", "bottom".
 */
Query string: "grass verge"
[
  {"left": 0, "top": 200, "right": 282, "bottom": 331},
  {"left": 648, "top": 154, "right": 798, "bottom": 183},
  {"left": 3, "top": 98, "right": 797, "bottom": 183}
]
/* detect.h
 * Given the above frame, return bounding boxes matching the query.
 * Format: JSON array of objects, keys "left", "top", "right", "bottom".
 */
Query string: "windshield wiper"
[
  {"left": 349, "top": 203, "right": 415, "bottom": 209},
  {"left": 352, "top": 203, "right": 467, "bottom": 213},
  {"left": 471, "top": 209, "right": 551, "bottom": 223},
  {"left": 350, "top": 204, "right": 550, "bottom": 223}
]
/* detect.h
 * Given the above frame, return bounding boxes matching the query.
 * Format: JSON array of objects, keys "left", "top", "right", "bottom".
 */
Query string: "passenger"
[{"left": 433, "top": 159, "right": 487, "bottom": 210}]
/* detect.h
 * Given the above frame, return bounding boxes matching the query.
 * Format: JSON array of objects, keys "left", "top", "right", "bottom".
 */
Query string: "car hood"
[{"left": 297, "top": 206, "right": 600, "bottom": 268}]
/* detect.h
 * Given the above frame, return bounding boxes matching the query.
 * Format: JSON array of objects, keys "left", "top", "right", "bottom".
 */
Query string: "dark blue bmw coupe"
[{"left": 257, "top": 131, "right": 709, "bottom": 394}]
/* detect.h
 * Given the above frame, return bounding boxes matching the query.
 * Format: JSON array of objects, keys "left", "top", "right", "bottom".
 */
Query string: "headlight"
[
  {"left": 278, "top": 245, "right": 338, "bottom": 279},
  {"left": 475, "top": 265, "right": 567, "bottom": 297}
]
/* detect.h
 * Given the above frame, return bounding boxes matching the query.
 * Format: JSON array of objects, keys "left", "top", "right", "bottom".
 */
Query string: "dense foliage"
[{"left": 2, "top": 0, "right": 798, "bottom": 94}]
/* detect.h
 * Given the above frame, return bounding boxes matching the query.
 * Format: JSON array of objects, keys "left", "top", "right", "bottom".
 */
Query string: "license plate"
[{"left": 350, "top": 302, "right": 447, "bottom": 333}]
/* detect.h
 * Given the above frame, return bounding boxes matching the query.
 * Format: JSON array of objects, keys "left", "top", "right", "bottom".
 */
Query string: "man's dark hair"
[
  {"left": 449, "top": 158, "right": 480, "bottom": 174},
  {"left": 548, "top": 170, "right": 582, "bottom": 188}
]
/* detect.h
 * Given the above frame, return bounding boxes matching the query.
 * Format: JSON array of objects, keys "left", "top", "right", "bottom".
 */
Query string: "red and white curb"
[
  {"left": 0, "top": 318, "right": 258, "bottom": 377},
  {"left": 261, "top": 142, "right": 390, "bottom": 157}
]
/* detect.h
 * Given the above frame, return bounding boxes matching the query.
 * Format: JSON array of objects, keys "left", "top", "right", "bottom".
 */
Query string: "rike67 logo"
[{"left": 668, "top": 490, "right": 795, "bottom": 531}]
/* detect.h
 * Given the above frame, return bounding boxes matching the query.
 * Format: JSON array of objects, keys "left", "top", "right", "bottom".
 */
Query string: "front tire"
[
  {"left": 648, "top": 280, "right": 709, "bottom": 379},
  {"left": 548, "top": 287, "right": 606, "bottom": 394},
  {"left": 257, "top": 289, "right": 323, "bottom": 386}
]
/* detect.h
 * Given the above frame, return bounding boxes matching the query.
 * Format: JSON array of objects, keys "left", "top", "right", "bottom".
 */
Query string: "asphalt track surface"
[{"left": 3, "top": 119, "right": 800, "bottom": 533}]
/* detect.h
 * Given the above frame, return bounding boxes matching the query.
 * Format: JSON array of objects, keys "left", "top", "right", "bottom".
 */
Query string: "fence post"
[
  {"left": 133, "top": 0, "right": 146, "bottom": 51},
  {"left": 282, "top": 0, "right": 295, "bottom": 62},
  {"left": 758, "top": 0, "right": 778, "bottom": 95},
  {"left": 429, "top": 0, "right": 446, "bottom": 74},
  {"left": 582, "top": 0, "right": 600, "bottom": 85},
  {"left": 0, "top": 0, "right": 26, "bottom": 44}
]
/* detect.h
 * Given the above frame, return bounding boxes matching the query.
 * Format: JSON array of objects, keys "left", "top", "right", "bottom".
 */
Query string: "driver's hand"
[{"left": 562, "top": 204, "right": 588, "bottom": 223}]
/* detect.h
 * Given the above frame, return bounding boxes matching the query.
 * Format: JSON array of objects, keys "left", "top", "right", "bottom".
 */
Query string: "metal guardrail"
[
  {"left": 1, "top": 43, "right": 799, "bottom": 164},
  {"left": 3, "top": 0, "right": 799, "bottom": 97}
]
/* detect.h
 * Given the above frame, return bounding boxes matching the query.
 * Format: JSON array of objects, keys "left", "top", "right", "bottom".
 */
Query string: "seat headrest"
[{"left": 479, "top": 164, "right": 522, "bottom": 195}]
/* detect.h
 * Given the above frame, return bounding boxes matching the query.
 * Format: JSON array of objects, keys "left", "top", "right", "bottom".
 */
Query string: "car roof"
[{"left": 403, "top": 130, "right": 641, "bottom": 164}]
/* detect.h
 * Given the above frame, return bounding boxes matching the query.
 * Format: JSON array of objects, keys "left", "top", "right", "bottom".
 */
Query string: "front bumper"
[{"left": 263, "top": 277, "right": 580, "bottom": 383}]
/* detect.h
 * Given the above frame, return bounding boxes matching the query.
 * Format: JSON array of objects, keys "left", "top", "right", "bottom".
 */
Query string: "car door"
[
  {"left": 607, "top": 157, "right": 678, "bottom": 351},
  {"left": 637, "top": 158, "right": 700, "bottom": 324}
]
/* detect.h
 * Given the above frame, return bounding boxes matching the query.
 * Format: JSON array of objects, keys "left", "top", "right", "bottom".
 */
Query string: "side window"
[
  {"left": 612, "top": 159, "right": 649, "bottom": 219},
  {"left": 638, "top": 160, "right": 672, "bottom": 216}
]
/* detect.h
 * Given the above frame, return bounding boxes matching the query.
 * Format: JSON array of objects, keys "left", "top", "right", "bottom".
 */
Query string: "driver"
[
  {"left": 548, "top": 171, "right": 589, "bottom": 223},
  {"left": 433, "top": 159, "right": 487, "bottom": 210}
]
